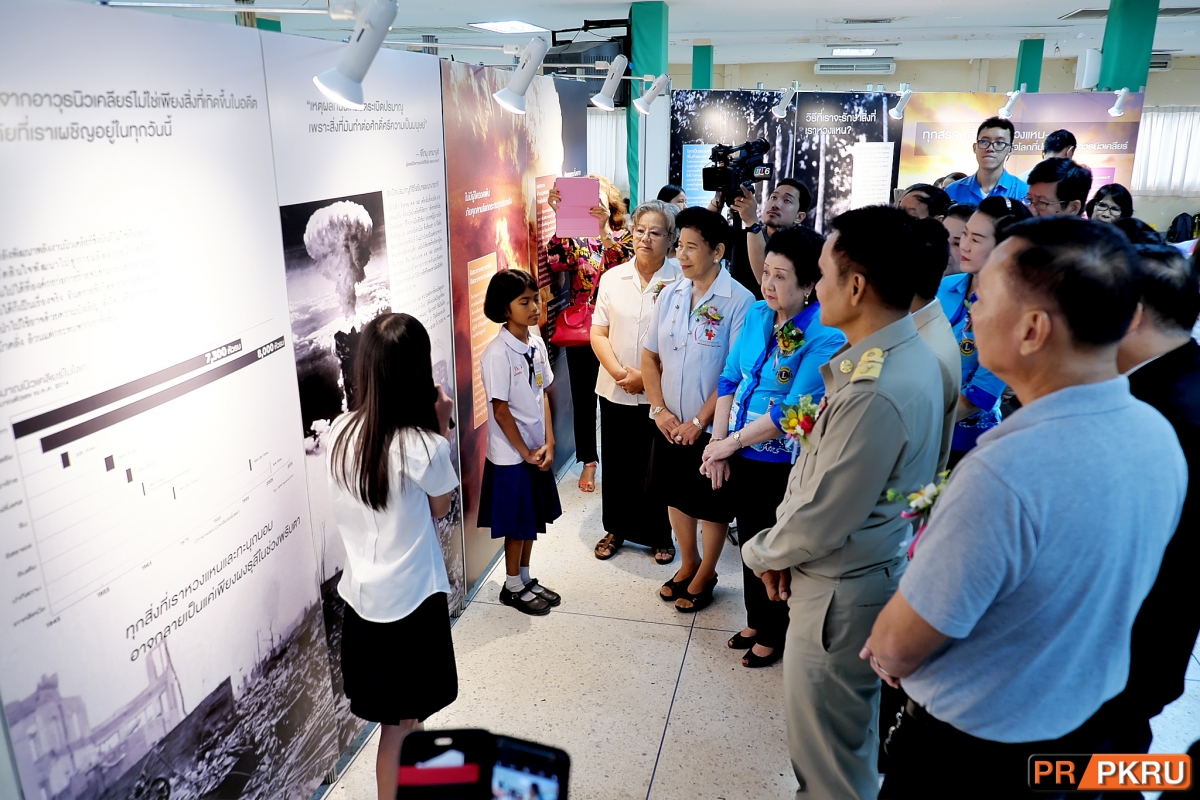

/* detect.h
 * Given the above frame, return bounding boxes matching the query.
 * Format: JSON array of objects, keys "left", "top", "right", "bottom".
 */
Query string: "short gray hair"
[{"left": 630, "top": 200, "right": 678, "bottom": 241}]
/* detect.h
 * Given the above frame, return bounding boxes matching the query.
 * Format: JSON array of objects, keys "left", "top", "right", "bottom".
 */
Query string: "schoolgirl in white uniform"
[{"left": 477, "top": 268, "right": 563, "bottom": 616}]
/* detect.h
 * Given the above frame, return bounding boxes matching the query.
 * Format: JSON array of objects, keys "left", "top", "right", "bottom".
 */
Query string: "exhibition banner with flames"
[{"left": 895, "top": 91, "right": 1143, "bottom": 196}]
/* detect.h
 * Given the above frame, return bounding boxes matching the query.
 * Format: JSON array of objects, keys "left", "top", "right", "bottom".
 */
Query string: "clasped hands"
[{"left": 698, "top": 433, "right": 741, "bottom": 490}]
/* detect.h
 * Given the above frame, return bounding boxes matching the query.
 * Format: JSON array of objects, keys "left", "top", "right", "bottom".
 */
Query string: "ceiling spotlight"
[
  {"left": 313, "top": 0, "right": 400, "bottom": 110},
  {"left": 888, "top": 83, "right": 912, "bottom": 119},
  {"left": 590, "top": 54, "right": 628, "bottom": 112},
  {"left": 1108, "top": 87, "right": 1130, "bottom": 117},
  {"left": 633, "top": 74, "right": 669, "bottom": 116},
  {"left": 493, "top": 36, "right": 550, "bottom": 114},
  {"left": 998, "top": 85, "right": 1024, "bottom": 119},
  {"left": 469, "top": 20, "right": 549, "bottom": 34},
  {"left": 771, "top": 85, "right": 797, "bottom": 119}
]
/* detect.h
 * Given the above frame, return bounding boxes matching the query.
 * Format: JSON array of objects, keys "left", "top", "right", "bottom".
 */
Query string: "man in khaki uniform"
[{"left": 742, "top": 206, "right": 945, "bottom": 800}]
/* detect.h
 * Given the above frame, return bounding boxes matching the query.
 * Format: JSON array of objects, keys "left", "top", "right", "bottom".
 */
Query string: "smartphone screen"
[
  {"left": 490, "top": 736, "right": 567, "bottom": 800},
  {"left": 398, "top": 730, "right": 568, "bottom": 800}
]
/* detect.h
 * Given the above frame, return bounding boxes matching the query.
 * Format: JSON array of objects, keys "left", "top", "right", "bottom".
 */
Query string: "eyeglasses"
[
  {"left": 1093, "top": 202, "right": 1123, "bottom": 215},
  {"left": 1023, "top": 197, "right": 1066, "bottom": 212},
  {"left": 975, "top": 140, "right": 1012, "bottom": 152},
  {"left": 632, "top": 227, "right": 669, "bottom": 240}
]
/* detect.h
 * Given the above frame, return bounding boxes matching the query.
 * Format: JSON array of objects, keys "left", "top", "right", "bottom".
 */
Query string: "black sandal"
[
  {"left": 499, "top": 585, "right": 552, "bottom": 616},
  {"left": 525, "top": 579, "right": 560, "bottom": 607},
  {"left": 674, "top": 575, "right": 718, "bottom": 613},
  {"left": 742, "top": 645, "right": 784, "bottom": 668},
  {"left": 594, "top": 533, "right": 623, "bottom": 560},
  {"left": 659, "top": 571, "right": 695, "bottom": 602},
  {"left": 653, "top": 545, "right": 676, "bottom": 565},
  {"left": 727, "top": 631, "right": 755, "bottom": 649}
]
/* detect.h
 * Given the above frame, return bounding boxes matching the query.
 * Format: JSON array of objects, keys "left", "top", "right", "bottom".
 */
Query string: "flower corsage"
[
  {"left": 887, "top": 470, "right": 951, "bottom": 559},
  {"left": 778, "top": 395, "right": 821, "bottom": 461},
  {"left": 775, "top": 320, "right": 807, "bottom": 356}
]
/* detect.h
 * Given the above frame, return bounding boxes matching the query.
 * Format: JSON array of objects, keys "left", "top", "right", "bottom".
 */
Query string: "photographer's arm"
[{"left": 734, "top": 185, "right": 767, "bottom": 287}]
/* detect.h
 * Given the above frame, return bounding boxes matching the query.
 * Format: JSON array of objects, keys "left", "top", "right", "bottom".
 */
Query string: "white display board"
[
  {"left": 259, "top": 33, "right": 466, "bottom": 611},
  {"left": 0, "top": 2, "right": 341, "bottom": 798}
]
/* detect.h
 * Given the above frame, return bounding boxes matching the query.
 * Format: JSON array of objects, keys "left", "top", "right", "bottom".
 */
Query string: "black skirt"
[
  {"left": 647, "top": 431, "right": 734, "bottom": 523},
  {"left": 340, "top": 592, "right": 458, "bottom": 724}
]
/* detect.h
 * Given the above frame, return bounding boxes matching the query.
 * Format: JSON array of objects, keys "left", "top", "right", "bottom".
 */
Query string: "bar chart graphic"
[{"left": 11, "top": 331, "right": 296, "bottom": 613}]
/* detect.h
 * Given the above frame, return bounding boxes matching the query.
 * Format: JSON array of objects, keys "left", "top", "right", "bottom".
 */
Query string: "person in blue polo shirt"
[
  {"left": 936, "top": 196, "right": 1032, "bottom": 464},
  {"left": 701, "top": 226, "right": 846, "bottom": 668},
  {"left": 943, "top": 117, "right": 1029, "bottom": 207}
]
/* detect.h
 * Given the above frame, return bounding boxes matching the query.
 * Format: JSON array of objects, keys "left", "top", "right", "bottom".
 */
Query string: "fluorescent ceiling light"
[
  {"left": 831, "top": 47, "right": 877, "bottom": 56},
  {"left": 469, "top": 20, "right": 549, "bottom": 34}
]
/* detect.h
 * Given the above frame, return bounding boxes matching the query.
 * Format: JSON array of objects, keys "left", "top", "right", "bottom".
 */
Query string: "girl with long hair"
[{"left": 327, "top": 312, "right": 459, "bottom": 800}]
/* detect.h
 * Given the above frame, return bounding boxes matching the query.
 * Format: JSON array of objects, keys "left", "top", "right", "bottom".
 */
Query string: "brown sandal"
[
  {"left": 578, "top": 462, "right": 597, "bottom": 492},
  {"left": 594, "top": 533, "right": 623, "bottom": 560}
]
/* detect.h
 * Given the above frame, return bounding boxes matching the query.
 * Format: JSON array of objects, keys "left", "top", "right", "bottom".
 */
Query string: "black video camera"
[{"left": 702, "top": 139, "right": 774, "bottom": 206}]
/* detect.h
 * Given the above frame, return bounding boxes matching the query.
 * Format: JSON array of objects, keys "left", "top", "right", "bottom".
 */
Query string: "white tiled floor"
[{"left": 325, "top": 459, "right": 1200, "bottom": 800}]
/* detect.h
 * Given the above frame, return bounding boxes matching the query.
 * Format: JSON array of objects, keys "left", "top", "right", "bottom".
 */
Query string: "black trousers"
[
  {"left": 880, "top": 702, "right": 1113, "bottom": 800},
  {"left": 565, "top": 344, "right": 600, "bottom": 464},
  {"left": 599, "top": 397, "right": 672, "bottom": 548},
  {"left": 731, "top": 455, "right": 791, "bottom": 650}
]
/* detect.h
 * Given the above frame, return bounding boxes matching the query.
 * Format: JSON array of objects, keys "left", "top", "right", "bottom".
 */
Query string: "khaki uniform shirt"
[
  {"left": 913, "top": 298, "right": 960, "bottom": 474},
  {"left": 742, "top": 315, "right": 945, "bottom": 579}
]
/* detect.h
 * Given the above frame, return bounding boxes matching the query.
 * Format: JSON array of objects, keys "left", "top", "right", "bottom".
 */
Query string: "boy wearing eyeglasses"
[{"left": 943, "top": 116, "right": 1030, "bottom": 207}]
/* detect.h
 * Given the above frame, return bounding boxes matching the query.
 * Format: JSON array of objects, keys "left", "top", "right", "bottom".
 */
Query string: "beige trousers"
[{"left": 784, "top": 563, "right": 904, "bottom": 800}]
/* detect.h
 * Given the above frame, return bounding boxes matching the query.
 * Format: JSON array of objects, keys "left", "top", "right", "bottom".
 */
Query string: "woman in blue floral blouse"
[
  {"left": 702, "top": 226, "right": 846, "bottom": 668},
  {"left": 546, "top": 174, "right": 634, "bottom": 493}
]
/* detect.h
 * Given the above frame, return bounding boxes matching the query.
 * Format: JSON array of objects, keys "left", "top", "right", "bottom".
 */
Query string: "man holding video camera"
[{"left": 711, "top": 178, "right": 812, "bottom": 299}]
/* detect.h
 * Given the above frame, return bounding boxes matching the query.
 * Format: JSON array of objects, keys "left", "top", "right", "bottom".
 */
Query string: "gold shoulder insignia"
[{"left": 852, "top": 348, "right": 886, "bottom": 382}]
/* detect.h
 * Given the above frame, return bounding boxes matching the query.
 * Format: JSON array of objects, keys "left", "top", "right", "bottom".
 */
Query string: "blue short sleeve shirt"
[
  {"left": 944, "top": 170, "right": 1029, "bottom": 206},
  {"left": 936, "top": 272, "right": 1006, "bottom": 451},
  {"left": 645, "top": 268, "right": 755, "bottom": 428},
  {"left": 717, "top": 300, "right": 846, "bottom": 462}
]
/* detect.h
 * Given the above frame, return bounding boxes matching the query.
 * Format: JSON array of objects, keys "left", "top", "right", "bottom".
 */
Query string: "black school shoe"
[
  {"left": 525, "top": 579, "right": 561, "bottom": 607},
  {"left": 499, "top": 585, "right": 552, "bottom": 616}
]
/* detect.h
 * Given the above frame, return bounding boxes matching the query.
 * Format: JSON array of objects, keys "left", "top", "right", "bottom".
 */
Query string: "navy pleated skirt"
[{"left": 477, "top": 459, "right": 562, "bottom": 540}]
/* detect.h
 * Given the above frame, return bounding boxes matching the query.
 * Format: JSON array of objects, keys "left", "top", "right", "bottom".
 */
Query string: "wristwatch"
[
  {"left": 651, "top": 405, "right": 666, "bottom": 417},
  {"left": 692, "top": 417, "right": 703, "bottom": 428},
  {"left": 747, "top": 222, "right": 766, "bottom": 235},
  {"left": 731, "top": 430, "right": 743, "bottom": 447}
]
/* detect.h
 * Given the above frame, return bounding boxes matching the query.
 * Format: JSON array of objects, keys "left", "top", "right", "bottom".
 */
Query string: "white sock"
[
  {"left": 506, "top": 573, "right": 535, "bottom": 601},
  {"left": 520, "top": 565, "right": 548, "bottom": 593}
]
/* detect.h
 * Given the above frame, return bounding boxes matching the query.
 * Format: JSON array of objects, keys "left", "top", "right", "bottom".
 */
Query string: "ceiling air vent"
[
  {"left": 838, "top": 18, "right": 895, "bottom": 24},
  {"left": 1059, "top": 6, "right": 1200, "bottom": 20},
  {"left": 815, "top": 57, "right": 896, "bottom": 75},
  {"left": 1150, "top": 53, "right": 1174, "bottom": 71}
]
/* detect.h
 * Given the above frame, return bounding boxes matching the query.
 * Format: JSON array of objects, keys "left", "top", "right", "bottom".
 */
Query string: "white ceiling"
[{"left": 124, "top": 1, "right": 1200, "bottom": 61}]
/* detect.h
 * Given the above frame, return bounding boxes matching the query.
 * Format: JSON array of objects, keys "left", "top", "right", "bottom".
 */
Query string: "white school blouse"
[
  {"left": 328, "top": 417, "right": 458, "bottom": 622},
  {"left": 592, "top": 256, "right": 681, "bottom": 406},
  {"left": 480, "top": 327, "right": 554, "bottom": 465}
]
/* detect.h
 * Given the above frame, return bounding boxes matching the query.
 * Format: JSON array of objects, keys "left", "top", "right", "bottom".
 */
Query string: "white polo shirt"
[
  {"left": 327, "top": 417, "right": 459, "bottom": 622},
  {"left": 592, "top": 256, "right": 681, "bottom": 406},
  {"left": 480, "top": 327, "right": 554, "bottom": 465}
]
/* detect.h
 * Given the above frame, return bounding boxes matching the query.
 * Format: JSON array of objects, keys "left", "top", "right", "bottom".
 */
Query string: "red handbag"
[{"left": 550, "top": 299, "right": 594, "bottom": 347}]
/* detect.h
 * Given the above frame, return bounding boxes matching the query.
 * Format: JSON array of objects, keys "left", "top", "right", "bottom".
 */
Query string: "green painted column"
[
  {"left": 1014, "top": 38, "right": 1044, "bottom": 92},
  {"left": 692, "top": 45, "right": 714, "bottom": 90},
  {"left": 1098, "top": 0, "right": 1160, "bottom": 91},
  {"left": 627, "top": 1, "right": 668, "bottom": 205}
]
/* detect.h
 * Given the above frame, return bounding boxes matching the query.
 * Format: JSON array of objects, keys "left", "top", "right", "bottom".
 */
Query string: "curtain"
[
  {"left": 587, "top": 107, "right": 629, "bottom": 196},
  {"left": 1132, "top": 106, "right": 1200, "bottom": 197}
]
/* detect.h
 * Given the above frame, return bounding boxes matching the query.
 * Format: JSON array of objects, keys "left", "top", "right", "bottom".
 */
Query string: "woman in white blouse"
[
  {"left": 327, "top": 312, "right": 459, "bottom": 800},
  {"left": 590, "top": 200, "right": 681, "bottom": 563}
]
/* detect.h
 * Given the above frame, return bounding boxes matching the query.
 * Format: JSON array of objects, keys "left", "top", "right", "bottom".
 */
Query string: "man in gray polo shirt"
[{"left": 860, "top": 217, "right": 1186, "bottom": 798}]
